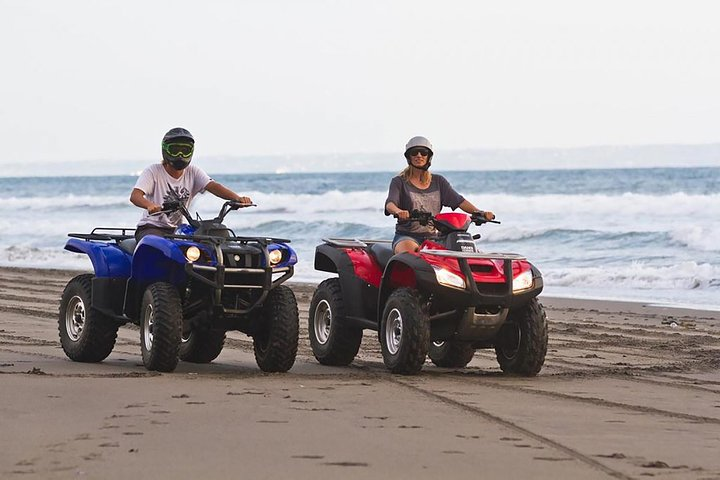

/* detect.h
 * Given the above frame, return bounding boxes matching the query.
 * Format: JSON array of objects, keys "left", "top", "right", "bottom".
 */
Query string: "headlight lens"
[
  {"left": 268, "top": 249, "right": 283, "bottom": 266},
  {"left": 185, "top": 246, "right": 201, "bottom": 263},
  {"left": 513, "top": 270, "right": 533, "bottom": 292},
  {"left": 432, "top": 265, "right": 466, "bottom": 289}
]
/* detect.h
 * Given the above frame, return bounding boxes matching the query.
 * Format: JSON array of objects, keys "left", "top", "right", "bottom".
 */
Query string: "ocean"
[{"left": 1, "top": 167, "right": 718, "bottom": 310}]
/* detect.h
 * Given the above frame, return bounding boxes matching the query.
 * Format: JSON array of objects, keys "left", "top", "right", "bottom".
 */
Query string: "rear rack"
[
  {"left": 68, "top": 227, "right": 135, "bottom": 242},
  {"left": 322, "top": 238, "right": 392, "bottom": 248}
]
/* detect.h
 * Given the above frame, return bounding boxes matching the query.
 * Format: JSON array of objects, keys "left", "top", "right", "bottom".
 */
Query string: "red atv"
[{"left": 308, "top": 211, "right": 547, "bottom": 375}]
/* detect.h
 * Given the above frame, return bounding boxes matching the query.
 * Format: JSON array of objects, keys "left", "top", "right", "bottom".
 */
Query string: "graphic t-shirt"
[
  {"left": 134, "top": 163, "right": 212, "bottom": 228},
  {"left": 384, "top": 174, "right": 464, "bottom": 236}
]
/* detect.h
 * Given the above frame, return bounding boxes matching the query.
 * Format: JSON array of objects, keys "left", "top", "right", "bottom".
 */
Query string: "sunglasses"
[
  {"left": 162, "top": 142, "right": 194, "bottom": 158},
  {"left": 407, "top": 147, "right": 431, "bottom": 157}
]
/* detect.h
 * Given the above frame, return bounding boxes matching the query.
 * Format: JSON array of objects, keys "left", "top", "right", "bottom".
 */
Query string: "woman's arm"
[
  {"left": 459, "top": 199, "right": 494, "bottom": 220},
  {"left": 386, "top": 201, "right": 410, "bottom": 220}
]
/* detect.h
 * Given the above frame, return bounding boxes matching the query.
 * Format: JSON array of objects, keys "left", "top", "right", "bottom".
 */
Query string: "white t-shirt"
[{"left": 134, "top": 163, "right": 212, "bottom": 228}]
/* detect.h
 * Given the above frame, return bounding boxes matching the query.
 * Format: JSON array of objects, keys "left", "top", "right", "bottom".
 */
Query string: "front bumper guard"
[
  {"left": 183, "top": 237, "right": 294, "bottom": 314},
  {"left": 422, "top": 250, "right": 541, "bottom": 340}
]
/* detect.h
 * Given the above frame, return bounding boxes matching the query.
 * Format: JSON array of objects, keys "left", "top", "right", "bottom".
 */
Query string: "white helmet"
[{"left": 404, "top": 136, "right": 434, "bottom": 170}]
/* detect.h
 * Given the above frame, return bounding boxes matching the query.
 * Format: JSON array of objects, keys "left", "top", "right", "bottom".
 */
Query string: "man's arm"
[
  {"left": 130, "top": 188, "right": 162, "bottom": 214},
  {"left": 205, "top": 181, "right": 252, "bottom": 204}
]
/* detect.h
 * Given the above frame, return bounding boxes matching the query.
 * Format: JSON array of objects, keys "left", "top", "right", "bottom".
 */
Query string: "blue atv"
[{"left": 58, "top": 198, "right": 299, "bottom": 373}]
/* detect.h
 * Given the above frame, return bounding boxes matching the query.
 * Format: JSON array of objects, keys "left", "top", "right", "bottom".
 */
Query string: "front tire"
[
  {"left": 140, "top": 282, "right": 183, "bottom": 372},
  {"left": 253, "top": 285, "right": 299, "bottom": 372},
  {"left": 58, "top": 274, "right": 118, "bottom": 362},
  {"left": 308, "top": 278, "right": 363, "bottom": 366},
  {"left": 428, "top": 340, "right": 475, "bottom": 368},
  {"left": 179, "top": 329, "right": 226, "bottom": 363},
  {"left": 494, "top": 298, "right": 548, "bottom": 376},
  {"left": 380, "top": 288, "right": 430, "bottom": 375}
]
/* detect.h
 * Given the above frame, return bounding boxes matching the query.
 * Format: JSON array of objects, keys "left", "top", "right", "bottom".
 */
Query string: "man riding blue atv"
[{"left": 59, "top": 197, "right": 300, "bottom": 373}]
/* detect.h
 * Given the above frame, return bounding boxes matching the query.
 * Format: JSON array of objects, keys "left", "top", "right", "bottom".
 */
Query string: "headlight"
[
  {"left": 513, "top": 270, "right": 533, "bottom": 292},
  {"left": 432, "top": 265, "right": 466, "bottom": 289},
  {"left": 185, "top": 246, "right": 201, "bottom": 263},
  {"left": 268, "top": 249, "right": 283, "bottom": 266}
]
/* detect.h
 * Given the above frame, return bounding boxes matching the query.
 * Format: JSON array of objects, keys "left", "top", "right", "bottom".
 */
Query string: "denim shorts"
[{"left": 392, "top": 232, "right": 434, "bottom": 250}]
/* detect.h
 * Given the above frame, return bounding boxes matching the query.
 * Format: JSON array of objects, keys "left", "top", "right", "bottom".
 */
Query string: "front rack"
[{"left": 421, "top": 250, "right": 526, "bottom": 261}]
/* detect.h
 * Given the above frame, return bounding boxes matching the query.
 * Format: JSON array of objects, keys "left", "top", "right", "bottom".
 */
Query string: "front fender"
[
  {"left": 377, "top": 254, "right": 435, "bottom": 325},
  {"left": 65, "top": 238, "right": 131, "bottom": 278},
  {"left": 131, "top": 235, "right": 189, "bottom": 287}
]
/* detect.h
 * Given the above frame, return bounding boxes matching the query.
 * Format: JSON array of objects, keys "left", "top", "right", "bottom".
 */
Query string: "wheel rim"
[
  {"left": 143, "top": 304, "right": 155, "bottom": 349},
  {"left": 65, "top": 295, "right": 85, "bottom": 341},
  {"left": 313, "top": 300, "right": 332, "bottom": 345},
  {"left": 500, "top": 324, "right": 521, "bottom": 359},
  {"left": 385, "top": 308, "right": 403, "bottom": 355}
]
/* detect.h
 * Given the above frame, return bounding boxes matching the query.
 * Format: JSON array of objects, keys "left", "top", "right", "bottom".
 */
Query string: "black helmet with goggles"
[{"left": 162, "top": 127, "right": 195, "bottom": 170}]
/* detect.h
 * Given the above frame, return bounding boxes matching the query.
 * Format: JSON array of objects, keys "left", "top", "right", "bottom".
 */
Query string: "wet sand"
[{"left": 1, "top": 266, "right": 719, "bottom": 479}]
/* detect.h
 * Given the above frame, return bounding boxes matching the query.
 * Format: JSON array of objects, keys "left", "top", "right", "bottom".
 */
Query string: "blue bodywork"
[{"left": 65, "top": 222, "right": 298, "bottom": 319}]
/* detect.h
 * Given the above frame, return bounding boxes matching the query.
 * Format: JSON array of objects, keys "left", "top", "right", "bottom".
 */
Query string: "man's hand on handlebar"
[
  {"left": 149, "top": 200, "right": 182, "bottom": 216},
  {"left": 228, "top": 196, "right": 256, "bottom": 210},
  {"left": 147, "top": 203, "right": 163, "bottom": 215}
]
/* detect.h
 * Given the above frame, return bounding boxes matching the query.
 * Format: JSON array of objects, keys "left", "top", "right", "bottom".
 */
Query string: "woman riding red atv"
[{"left": 385, "top": 136, "right": 495, "bottom": 254}]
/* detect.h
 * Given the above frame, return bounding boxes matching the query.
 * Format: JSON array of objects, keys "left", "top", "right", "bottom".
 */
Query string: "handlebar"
[
  {"left": 394, "top": 210, "right": 501, "bottom": 226},
  {"left": 151, "top": 199, "right": 256, "bottom": 226}
]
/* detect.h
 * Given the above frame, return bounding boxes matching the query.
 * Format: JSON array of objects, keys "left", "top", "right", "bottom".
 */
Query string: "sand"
[{"left": 1, "top": 266, "right": 719, "bottom": 479}]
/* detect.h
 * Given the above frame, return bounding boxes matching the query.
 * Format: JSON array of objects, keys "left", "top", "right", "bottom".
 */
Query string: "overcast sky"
[{"left": 2, "top": 0, "right": 719, "bottom": 168}]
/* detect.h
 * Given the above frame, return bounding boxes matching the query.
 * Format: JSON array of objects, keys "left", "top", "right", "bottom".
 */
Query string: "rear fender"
[
  {"left": 65, "top": 238, "right": 131, "bottom": 278},
  {"left": 314, "top": 243, "right": 376, "bottom": 323}
]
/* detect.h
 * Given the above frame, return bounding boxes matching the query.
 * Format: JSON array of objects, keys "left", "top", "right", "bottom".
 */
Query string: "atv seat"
[
  {"left": 118, "top": 239, "right": 137, "bottom": 255},
  {"left": 369, "top": 243, "right": 394, "bottom": 269}
]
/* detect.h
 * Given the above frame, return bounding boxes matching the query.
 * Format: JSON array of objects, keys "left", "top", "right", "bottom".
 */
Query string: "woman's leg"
[{"left": 393, "top": 238, "right": 421, "bottom": 254}]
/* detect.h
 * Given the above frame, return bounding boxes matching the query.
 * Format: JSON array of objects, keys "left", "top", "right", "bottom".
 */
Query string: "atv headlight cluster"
[
  {"left": 268, "top": 249, "right": 284, "bottom": 266},
  {"left": 513, "top": 270, "right": 534, "bottom": 293},
  {"left": 184, "top": 246, "right": 202, "bottom": 263},
  {"left": 432, "top": 265, "right": 466, "bottom": 290}
]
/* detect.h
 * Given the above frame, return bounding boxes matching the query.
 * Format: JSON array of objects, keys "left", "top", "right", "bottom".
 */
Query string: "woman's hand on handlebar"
[{"left": 394, "top": 209, "right": 410, "bottom": 221}]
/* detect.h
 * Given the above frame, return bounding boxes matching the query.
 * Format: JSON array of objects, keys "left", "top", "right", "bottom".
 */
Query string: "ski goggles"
[
  {"left": 162, "top": 142, "right": 194, "bottom": 158},
  {"left": 406, "top": 147, "right": 431, "bottom": 157}
]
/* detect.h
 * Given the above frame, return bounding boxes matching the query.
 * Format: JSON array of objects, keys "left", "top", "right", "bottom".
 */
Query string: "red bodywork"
[
  {"left": 433, "top": 212, "right": 471, "bottom": 231},
  {"left": 343, "top": 212, "right": 531, "bottom": 289},
  {"left": 346, "top": 248, "right": 383, "bottom": 287}
]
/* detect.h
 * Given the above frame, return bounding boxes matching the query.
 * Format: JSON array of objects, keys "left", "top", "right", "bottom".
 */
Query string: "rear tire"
[
  {"left": 58, "top": 274, "right": 118, "bottom": 362},
  {"left": 179, "top": 329, "right": 226, "bottom": 363},
  {"left": 494, "top": 298, "right": 548, "bottom": 376},
  {"left": 380, "top": 288, "right": 430, "bottom": 375},
  {"left": 308, "top": 278, "right": 363, "bottom": 366},
  {"left": 253, "top": 285, "right": 299, "bottom": 372},
  {"left": 140, "top": 282, "right": 182, "bottom": 372},
  {"left": 428, "top": 340, "right": 475, "bottom": 368}
]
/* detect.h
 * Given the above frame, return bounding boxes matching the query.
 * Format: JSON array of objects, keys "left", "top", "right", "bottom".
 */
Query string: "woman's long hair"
[{"left": 399, "top": 165, "right": 431, "bottom": 184}]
